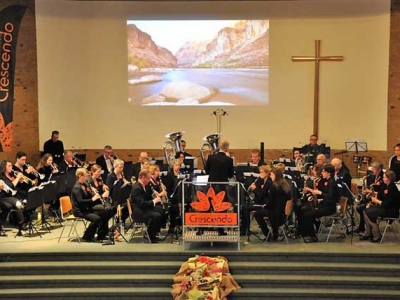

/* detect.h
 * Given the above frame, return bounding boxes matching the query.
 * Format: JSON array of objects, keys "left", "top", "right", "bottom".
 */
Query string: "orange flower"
[
  {"left": 191, "top": 187, "right": 231, "bottom": 212},
  {"left": 324, "top": 182, "right": 328, "bottom": 186},
  {"left": 384, "top": 189, "right": 388, "bottom": 194}
]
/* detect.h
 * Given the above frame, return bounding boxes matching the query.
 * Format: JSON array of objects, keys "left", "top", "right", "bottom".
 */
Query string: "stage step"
[{"left": 1, "top": 252, "right": 400, "bottom": 299}]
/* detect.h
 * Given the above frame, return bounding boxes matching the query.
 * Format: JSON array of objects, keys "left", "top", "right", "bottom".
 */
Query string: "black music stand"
[
  {"left": 17, "top": 187, "right": 44, "bottom": 238},
  {"left": 346, "top": 141, "right": 368, "bottom": 178},
  {"left": 103, "top": 181, "right": 130, "bottom": 245},
  {"left": 38, "top": 181, "right": 58, "bottom": 232}
]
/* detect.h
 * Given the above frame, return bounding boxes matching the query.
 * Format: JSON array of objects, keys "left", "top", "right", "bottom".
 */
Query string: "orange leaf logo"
[
  {"left": 190, "top": 187, "right": 231, "bottom": 212},
  {"left": 0, "top": 113, "right": 13, "bottom": 152}
]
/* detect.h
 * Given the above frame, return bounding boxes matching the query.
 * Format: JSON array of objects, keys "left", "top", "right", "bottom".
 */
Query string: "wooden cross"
[{"left": 292, "top": 40, "right": 344, "bottom": 137}]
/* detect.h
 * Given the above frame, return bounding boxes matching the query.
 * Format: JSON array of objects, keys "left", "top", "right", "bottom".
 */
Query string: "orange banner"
[{"left": 185, "top": 212, "right": 238, "bottom": 226}]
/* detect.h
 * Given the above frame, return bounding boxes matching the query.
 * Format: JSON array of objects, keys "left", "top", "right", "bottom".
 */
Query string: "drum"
[
  {"left": 353, "top": 155, "right": 361, "bottom": 164},
  {"left": 362, "top": 156, "right": 372, "bottom": 165}
]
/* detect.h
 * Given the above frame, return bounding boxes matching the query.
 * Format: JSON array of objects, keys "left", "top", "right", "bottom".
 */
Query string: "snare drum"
[
  {"left": 362, "top": 156, "right": 372, "bottom": 165},
  {"left": 353, "top": 155, "right": 361, "bottom": 164}
]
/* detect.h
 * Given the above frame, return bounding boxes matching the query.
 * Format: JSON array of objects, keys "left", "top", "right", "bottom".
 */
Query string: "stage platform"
[{"left": 0, "top": 219, "right": 399, "bottom": 255}]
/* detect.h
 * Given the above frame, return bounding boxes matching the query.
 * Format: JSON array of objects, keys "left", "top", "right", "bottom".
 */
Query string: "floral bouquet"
[{"left": 171, "top": 255, "right": 241, "bottom": 300}]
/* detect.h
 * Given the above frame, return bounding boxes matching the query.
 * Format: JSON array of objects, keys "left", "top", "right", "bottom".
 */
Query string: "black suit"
[
  {"left": 205, "top": 152, "right": 234, "bottom": 183},
  {"left": 130, "top": 181, "right": 164, "bottom": 240},
  {"left": 96, "top": 155, "right": 113, "bottom": 182},
  {"left": 43, "top": 139, "right": 64, "bottom": 164},
  {"left": 131, "top": 162, "right": 141, "bottom": 181}
]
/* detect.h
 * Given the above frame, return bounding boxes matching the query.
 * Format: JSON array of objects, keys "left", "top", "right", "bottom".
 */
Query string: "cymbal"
[{"left": 333, "top": 150, "right": 348, "bottom": 155}]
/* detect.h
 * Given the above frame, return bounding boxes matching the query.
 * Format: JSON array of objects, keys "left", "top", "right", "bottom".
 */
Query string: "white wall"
[{"left": 35, "top": 0, "right": 390, "bottom": 150}]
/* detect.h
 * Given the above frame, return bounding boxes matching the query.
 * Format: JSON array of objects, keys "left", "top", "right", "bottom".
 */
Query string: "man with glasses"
[{"left": 96, "top": 145, "right": 115, "bottom": 182}]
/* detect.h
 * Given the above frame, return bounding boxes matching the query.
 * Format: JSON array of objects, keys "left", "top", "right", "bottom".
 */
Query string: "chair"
[
  {"left": 378, "top": 212, "right": 400, "bottom": 243},
  {"left": 57, "top": 196, "right": 87, "bottom": 243},
  {"left": 125, "top": 199, "right": 151, "bottom": 243},
  {"left": 266, "top": 199, "right": 294, "bottom": 244},
  {"left": 317, "top": 196, "right": 348, "bottom": 243}
]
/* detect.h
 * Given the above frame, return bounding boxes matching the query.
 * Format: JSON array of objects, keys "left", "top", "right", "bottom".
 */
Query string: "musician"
[
  {"left": 205, "top": 139, "right": 234, "bottom": 184},
  {"left": 298, "top": 164, "right": 340, "bottom": 243},
  {"left": 148, "top": 164, "right": 168, "bottom": 229},
  {"left": 131, "top": 151, "right": 149, "bottom": 181},
  {"left": 0, "top": 160, "right": 25, "bottom": 236},
  {"left": 250, "top": 149, "right": 266, "bottom": 167},
  {"left": 361, "top": 170, "right": 400, "bottom": 242},
  {"left": 316, "top": 154, "right": 327, "bottom": 167},
  {"left": 130, "top": 169, "right": 164, "bottom": 243},
  {"left": 242, "top": 165, "right": 273, "bottom": 235},
  {"left": 254, "top": 169, "right": 291, "bottom": 241},
  {"left": 296, "top": 165, "right": 323, "bottom": 215},
  {"left": 71, "top": 168, "right": 113, "bottom": 242},
  {"left": 43, "top": 130, "right": 64, "bottom": 164},
  {"left": 13, "top": 152, "right": 37, "bottom": 199},
  {"left": 355, "top": 161, "right": 384, "bottom": 234},
  {"left": 175, "top": 151, "right": 185, "bottom": 169},
  {"left": 331, "top": 158, "right": 352, "bottom": 191},
  {"left": 132, "top": 156, "right": 151, "bottom": 181},
  {"left": 37, "top": 153, "right": 59, "bottom": 182},
  {"left": 180, "top": 140, "right": 192, "bottom": 157},
  {"left": 88, "top": 164, "right": 112, "bottom": 207},
  {"left": 58, "top": 150, "right": 78, "bottom": 172},
  {"left": 301, "top": 134, "right": 320, "bottom": 164},
  {"left": 163, "top": 159, "right": 183, "bottom": 234},
  {"left": 389, "top": 143, "right": 400, "bottom": 182},
  {"left": 293, "top": 150, "right": 304, "bottom": 171},
  {"left": 96, "top": 145, "right": 115, "bottom": 182}
]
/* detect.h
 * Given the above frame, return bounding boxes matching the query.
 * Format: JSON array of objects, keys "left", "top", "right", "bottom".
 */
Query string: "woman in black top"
[
  {"left": 36, "top": 153, "right": 59, "bottom": 182},
  {"left": 362, "top": 170, "right": 400, "bottom": 242},
  {"left": 0, "top": 160, "right": 25, "bottom": 236},
  {"left": 71, "top": 168, "right": 113, "bottom": 242},
  {"left": 254, "top": 169, "right": 291, "bottom": 241},
  {"left": 299, "top": 164, "right": 340, "bottom": 243}
]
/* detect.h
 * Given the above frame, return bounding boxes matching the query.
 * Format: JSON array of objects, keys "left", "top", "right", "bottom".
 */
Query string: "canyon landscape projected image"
[{"left": 127, "top": 20, "right": 269, "bottom": 106}]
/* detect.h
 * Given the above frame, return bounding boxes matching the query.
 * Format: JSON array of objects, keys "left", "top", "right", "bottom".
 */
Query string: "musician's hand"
[
  {"left": 312, "top": 189, "right": 321, "bottom": 196},
  {"left": 153, "top": 197, "right": 162, "bottom": 205},
  {"left": 26, "top": 166, "right": 34, "bottom": 174},
  {"left": 249, "top": 183, "right": 256, "bottom": 191},
  {"left": 0, "top": 181, "right": 4, "bottom": 190},
  {"left": 371, "top": 196, "right": 379, "bottom": 204},
  {"left": 102, "top": 191, "right": 109, "bottom": 198},
  {"left": 16, "top": 172, "right": 23, "bottom": 181},
  {"left": 362, "top": 188, "right": 371, "bottom": 194},
  {"left": 92, "top": 193, "right": 101, "bottom": 201}
]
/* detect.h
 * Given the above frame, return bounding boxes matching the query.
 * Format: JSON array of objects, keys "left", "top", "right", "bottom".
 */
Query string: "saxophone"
[{"left": 366, "top": 185, "right": 377, "bottom": 209}]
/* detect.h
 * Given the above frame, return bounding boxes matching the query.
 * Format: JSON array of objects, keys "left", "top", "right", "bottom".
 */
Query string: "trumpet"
[
  {"left": 50, "top": 163, "right": 59, "bottom": 172},
  {"left": 12, "top": 170, "right": 37, "bottom": 186},
  {"left": 0, "top": 179, "right": 17, "bottom": 196},
  {"left": 72, "top": 155, "right": 89, "bottom": 168},
  {"left": 24, "top": 163, "right": 45, "bottom": 180}
]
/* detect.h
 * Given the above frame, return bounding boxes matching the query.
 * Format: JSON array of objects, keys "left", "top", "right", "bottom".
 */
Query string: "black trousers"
[
  {"left": 0, "top": 197, "right": 25, "bottom": 226},
  {"left": 142, "top": 205, "right": 165, "bottom": 239},
  {"left": 298, "top": 205, "right": 336, "bottom": 237},
  {"left": 76, "top": 205, "right": 114, "bottom": 240},
  {"left": 356, "top": 203, "right": 367, "bottom": 230},
  {"left": 254, "top": 208, "right": 278, "bottom": 238}
]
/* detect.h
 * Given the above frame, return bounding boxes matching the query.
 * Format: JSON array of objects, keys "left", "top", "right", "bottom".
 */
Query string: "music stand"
[
  {"left": 38, "top": 181, "right": 58, "bottom": 232},
  {"left": 20, "top": 186, "right": 44, "bottom": 238},
  {"left": 346, "top": 141, "right": 368, "bottom": 178},
  {"left": 103, "top": 181, "right": 130, "bottom": 245}
]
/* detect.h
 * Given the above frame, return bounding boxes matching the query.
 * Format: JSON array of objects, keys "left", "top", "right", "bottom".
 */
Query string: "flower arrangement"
[{"left": 171, "top": 255, "right": 241, "bottom": 300}]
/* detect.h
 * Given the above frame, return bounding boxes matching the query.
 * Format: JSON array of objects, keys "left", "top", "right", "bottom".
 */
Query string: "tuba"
[
  {"left": 200, "top": 133, "right": 220, "bottom": 168},
  {"left": 163, "top": 131, "right": 184, "bottom": 167}
]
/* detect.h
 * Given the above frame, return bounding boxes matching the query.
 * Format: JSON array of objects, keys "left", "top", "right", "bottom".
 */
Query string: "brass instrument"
[
  {"left": 24, "top": 163, "right": 45, "bottom": 180},
  {"left": 163, "top": 131, "right": 184, "bottom": 167},
  {"left": 200, "top": 133, "right": 220, "bottom": 168},
  {"left": 355, "top": 174, "right": 370, "bottom": 204},
  {"left": 50, "top": 163, "right": 59, "bottom": 172},
  {"left": 12, "top": 170, "right": 37, "bottom": 186},
  {"left": 0, "top": 179, "right": 17, "bottom": 196},
  {"left": 73, "top": 155, "right": 89, "bottom": 169}
]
